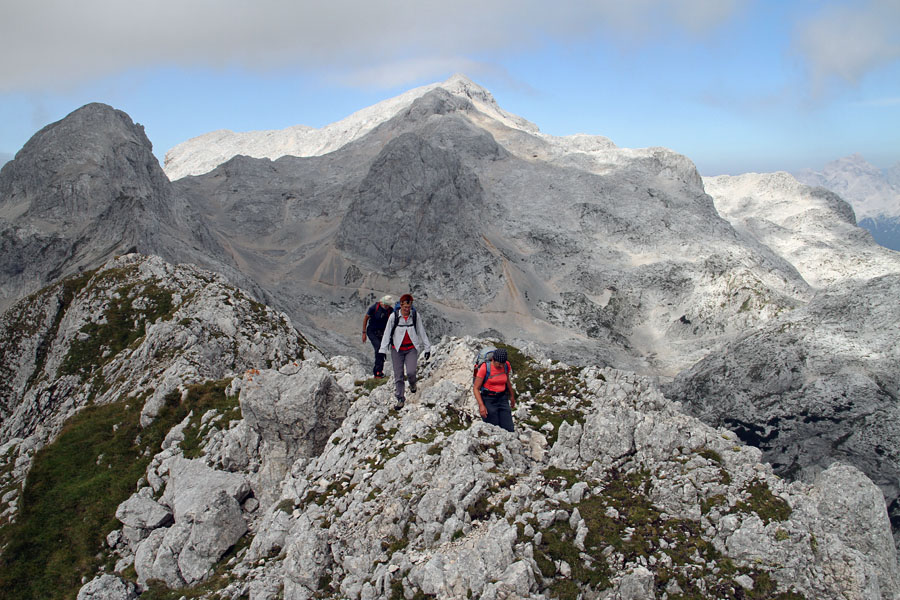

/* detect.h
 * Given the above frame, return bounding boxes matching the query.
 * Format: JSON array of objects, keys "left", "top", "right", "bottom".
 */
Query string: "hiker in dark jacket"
[
  {"left": 362, "top": 295, "right": 394, "bottom": 378},
  {"left": 473, "top": 348, "right": 516, "bottom": 432},
  {"left": 379, "top": 294, "right": 431, "bottom": 409}
]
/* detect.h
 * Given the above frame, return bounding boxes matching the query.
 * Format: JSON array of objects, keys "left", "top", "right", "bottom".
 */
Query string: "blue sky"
[{"left": 1, "top": 0, "right": 898, "bottom": 176}]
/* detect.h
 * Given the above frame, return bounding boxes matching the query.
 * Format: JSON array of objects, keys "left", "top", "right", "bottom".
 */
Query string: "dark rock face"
[
  {"left": 665, "top": 274, "right": 900, "bottom": 534},
  {"left": 0, "top": 104, "right": 255, "bottom": 314},
  {"left": 0, "top": 104, "right": 178, "bottom": 310},
  {"left": 335, "top": 132, "right": 497, "bottom": 306},
  {"left": 0, "top": 103, "right": 172, "bottom": 224}
]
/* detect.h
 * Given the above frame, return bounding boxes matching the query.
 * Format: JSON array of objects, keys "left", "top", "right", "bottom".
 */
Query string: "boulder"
[
  {"left": 131, "top": 458, "right": 251, "bottom": 587},
  {"left": 239, "top": 361, "right": 350, "bottom": 504},
  {"left": 76, "top": 574, "right": 138, "bottom": 600},
  {"left": 159, "top": 456, "right": 251, "bottom": 520},
  {"left": 115, "top": 495, "right": 173, "bottom": 531}
]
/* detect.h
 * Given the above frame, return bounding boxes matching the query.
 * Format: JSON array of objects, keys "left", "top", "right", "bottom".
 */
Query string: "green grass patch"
[
  {"left": 729, "top": 479, "right": 792, "bottom": 525},
  {"left": 526, "top": 467, "right": 806, "bottom": 600},
  {"left": 174, "top": 379, "right": 239, "bottom": 458},
  {"left": 440, "top": 405, "right": 471, "bottom": 433},
  {"left": 381, "top": 524, "right": 411, "bottom": 554},
  {"left": 356, "top": 377, "right": 390, "bottom": 391},
  {"left": 0, "top": 397, "right": 162, "bottom": 600},
  {"left": 542, "top": 467, "right": 580, "bottom": 490},
  {"left": 466, "top": 495, "right": 493, "bottom": 522},
  {"left": 0, "top": 376, "right": 240, "bottom": 600},
  {"left": 59, "top": 280, "right": 176, "bottom": 380},
  {"left": 697, "top": 447, "right": 723, "bottom": 464}
]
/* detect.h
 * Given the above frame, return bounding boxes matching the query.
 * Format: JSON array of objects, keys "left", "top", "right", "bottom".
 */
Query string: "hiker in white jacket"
[{"left": 379, "top": 293, "right": 431, "bottom": 409}]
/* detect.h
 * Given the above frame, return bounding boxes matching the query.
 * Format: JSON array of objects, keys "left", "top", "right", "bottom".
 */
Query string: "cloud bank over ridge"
[{"left": 5, "top": 0, "right": 880, "bottom": 94}]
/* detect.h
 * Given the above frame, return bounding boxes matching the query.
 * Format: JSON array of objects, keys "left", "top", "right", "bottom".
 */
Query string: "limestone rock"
[
  {"left": 159, "top": 456, "right": 251, "bottom": 520},
  {"left": 76, "top": 574, "right": 138, "bottom": 600},
  {"left": 213, "top": 338, "right": 899, "bottom": 600},
  {"left": 130, "top": 459, "right": 249, "bottom": 587},
  {"left": 810, "top": 464, "right": 899, "bottom": 597},
  {"left": 238, "top": 359, "right": 350, "bottom": 504},
  {"left": 177, "top": 489, "right": 247, "bottom": 584},
  {"left": 115, "top": 495, "right": 173, "bottom": 531},
  {"left": 666, "top": 274, "right": 900, "bottom": 541}
]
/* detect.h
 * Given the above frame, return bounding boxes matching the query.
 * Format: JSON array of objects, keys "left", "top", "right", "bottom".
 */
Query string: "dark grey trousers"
[{"left": 390, "top": 347, "right": 418, "bottom": 401}]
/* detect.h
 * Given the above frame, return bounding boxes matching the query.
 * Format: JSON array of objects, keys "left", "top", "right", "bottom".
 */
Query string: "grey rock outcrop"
[
  {"left": 236, "top": 360, "right": 352, "bottom": 504},
  {"left": 98, "top": 337, "right": 896, "bottom": 599},
  {"left": 665, "top": 273, "right": 900, "bottom": 542},
  {"left": 76, "top": 574, "right": 138, "bottom": 600},
  {"left": 115, "top": 495, "right": 173, "bottom": 532},
  {"left": 0, "top": 103, "right": 178, "bottom": 311},
  {"left": 0, "top": 102, "right": 265, "bottom": 317},
  {"left": 0, "top": 253, "right": 312, "bottom": 524},
  {"left": 132, "top": 457, "right": 250, "bottom": 587},
  {"left": 99, "top": 354, "right": 352, "bottom": 590},
  {"left": 335, "top": 129, "right": 497, "bottom": 306}
]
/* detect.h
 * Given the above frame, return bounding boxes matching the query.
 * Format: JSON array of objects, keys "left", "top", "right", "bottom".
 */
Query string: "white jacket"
[{"left": 379, "top": 311, "right": 431, "bottom": 354}]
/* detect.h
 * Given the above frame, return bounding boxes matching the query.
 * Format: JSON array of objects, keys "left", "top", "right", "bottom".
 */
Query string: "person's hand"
[
  {"left": 479, "top": 403, "right": 488, "bottom": 418},
  {"left": 362, "top": 332, "right": 367, "bottom": 343},
  {"left": 423, "top": 351, "right": 430, "bottom": 360},
  {"left": 510, "top": 396, "right": 516, "bottom": 410}
]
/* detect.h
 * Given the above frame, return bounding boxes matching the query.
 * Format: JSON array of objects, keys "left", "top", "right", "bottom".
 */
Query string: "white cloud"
[
  {"left": 332, "top": 57, "right": 497, "bottom": 89},
  {"left": 0, "top": 0, "right": 746, "bottom": 92},
  {"left": 795, "top": 0, "right": 900, "bottom": 95}
]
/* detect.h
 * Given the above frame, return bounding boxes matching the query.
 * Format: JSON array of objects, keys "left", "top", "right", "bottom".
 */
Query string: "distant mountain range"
[
  {"left": 2, "top": 75, "right": 900, "bottom": 597},
  {"left": 794, "top": 154, "right": 900, "bottom": 251}
]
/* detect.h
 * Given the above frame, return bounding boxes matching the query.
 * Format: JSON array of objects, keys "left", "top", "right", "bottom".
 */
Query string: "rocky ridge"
[
  {"left": 664, "top": 273, "right": 900, "bottom": 539},
  {"left": 2, "top": 75, "right": 900, "bottom": 598},
  {"left": 162, "top": 74, "right": 536, "bottom": 181},
  {"left": 82, "top": 333, "right": 898, "bottom": 599},
  {"left": 0, "top": 253, "right": 312, "bottom": 530},
  {"left": 793, "top": 154, "right": 900, "bottom": 251},
  {"left": 704, "top": 172, "right": 900, "bottom": 288}
]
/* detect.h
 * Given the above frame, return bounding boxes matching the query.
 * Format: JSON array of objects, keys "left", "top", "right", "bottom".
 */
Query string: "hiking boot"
[
  {"left": 394, "top": 398, "right": 405, "bottom": 411},
  {"left": 409, "top": 382, "right": 417, "bottom": 394},
  {"left": 374, "top": 372, "right": 385, "bottom": 379}
]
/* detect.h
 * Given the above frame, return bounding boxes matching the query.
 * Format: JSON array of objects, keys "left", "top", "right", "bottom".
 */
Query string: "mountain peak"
[
  {"left": 793, "top": 154, "right": 900, "bottom": 220},
  {"left": 0, "top": 101, "right": 166, "bottom": 220},
  {"left": 163, "top": 75, "right": 538, "bottom": 180}
]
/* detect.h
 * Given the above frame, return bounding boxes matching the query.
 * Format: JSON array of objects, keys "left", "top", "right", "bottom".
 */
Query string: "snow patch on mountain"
[{"left": 163, "top": 74, "right": 538, "bottom": 181}]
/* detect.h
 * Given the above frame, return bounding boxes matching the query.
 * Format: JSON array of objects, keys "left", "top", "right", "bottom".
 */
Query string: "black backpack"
[{"left": 389, "top": 308, "right": 418, "bottom": 349}]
